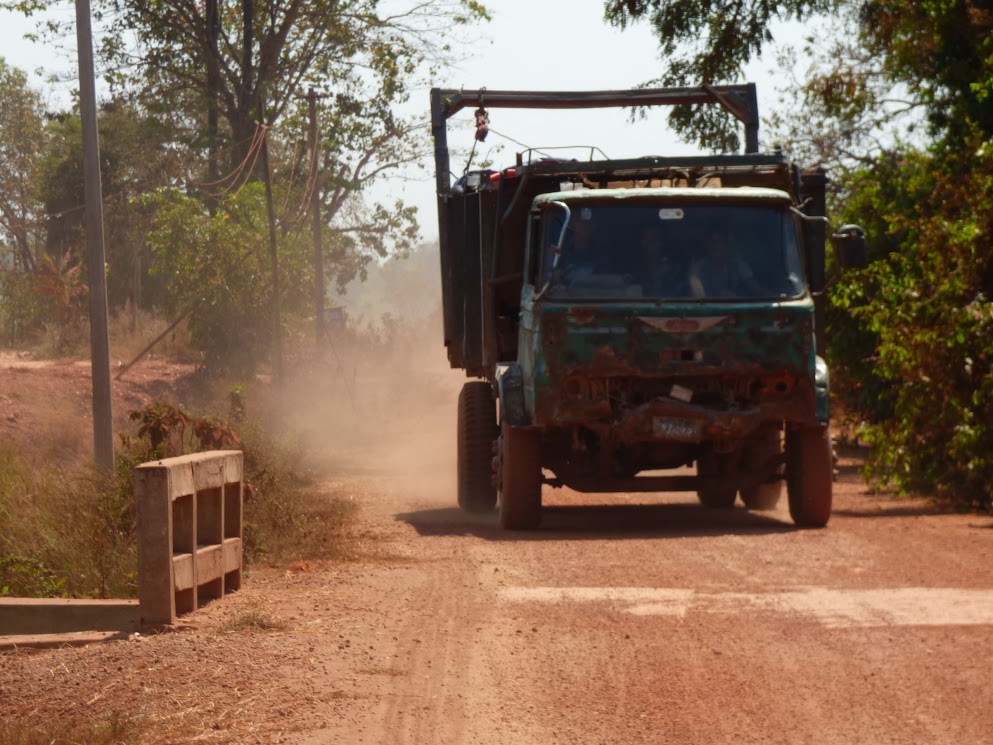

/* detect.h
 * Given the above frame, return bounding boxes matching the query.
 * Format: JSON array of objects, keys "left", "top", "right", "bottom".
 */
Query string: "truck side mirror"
[{"left": 831, "top": 224, "right": 868, "bottom": 270}]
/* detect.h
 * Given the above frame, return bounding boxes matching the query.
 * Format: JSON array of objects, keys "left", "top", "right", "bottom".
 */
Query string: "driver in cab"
[
  {"left": 688, "top": 227, "right": 764, "bottom": 298},
  {"left": 560, "top": 209, "right": 604, "bottom": 284}
]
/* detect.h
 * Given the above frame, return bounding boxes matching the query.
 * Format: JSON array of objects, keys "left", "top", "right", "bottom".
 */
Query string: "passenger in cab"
[{"left": 688, "top": 227, "right": 764, "bottom": 298}]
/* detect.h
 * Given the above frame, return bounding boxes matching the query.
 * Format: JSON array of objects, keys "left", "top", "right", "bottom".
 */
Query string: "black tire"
[
  {"left": 457, "top": 382, "right": 498, "bottom": 514},
  {"left": 786, "top": 424, "right": 833, "bottom": 527},
  {"left": 696, "top": 449, "right": 738, "bottom": 509},
  {"left": 499, "top": 422, "right": 543, "bottom": 530},
  {"left": 740, "top": 425, "right": 783, "bottom": 510}
]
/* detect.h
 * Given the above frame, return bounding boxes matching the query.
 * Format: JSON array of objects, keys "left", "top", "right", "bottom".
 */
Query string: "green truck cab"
[{"left": 431, "top": 86, "right": 865, "bottom": 530}]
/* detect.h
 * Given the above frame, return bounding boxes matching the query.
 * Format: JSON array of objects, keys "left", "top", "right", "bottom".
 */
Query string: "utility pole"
[
  {"left": 75, "top": 0, "right": 114, "bottom": 471},
  {"left": 308, "top": 88, "right": 326, "bottom": 346},
  {"left": 259, "top": 122, "right": 284, "bottom": 384},
  {"left": 205, "top": 0, "right": 220, "bottom": 215}
]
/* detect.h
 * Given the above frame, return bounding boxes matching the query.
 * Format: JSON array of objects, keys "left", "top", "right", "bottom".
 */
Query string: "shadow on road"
[
  {"left": 832, "top": 503, "right": 955, "bottom": 519},
  {"left": 396, "top": 502, "right": 794, "bottom": 541}
]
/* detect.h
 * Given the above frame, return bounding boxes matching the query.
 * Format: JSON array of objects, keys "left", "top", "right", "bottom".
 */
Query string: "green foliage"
[
  {"left": 603, "top": 0, "right": 833, "bottom": 150},
  {"left": 0, "top": 56, "right": 45, "bottom": 270},
  {"left": 763, "top": 2, "right": 993, "bottom": 169},
  {"left": 39, "top": 101, "right": 185, "bottom": 310},
  {"left": 3, "top": 0, "right": 483, "bottom": 297},
  {"left": 0, "top": 253, "right": 90, "bottom": 352},
  {"left": 126, "top": 402, "right": 242, "bottom": 456},
  {"left": 139, "top": 176, "right": 416, "bottom": 374},
  {"left": 237, "top": 421, "right": 310, "bottom": 563},
  {"left": 123, "top": 400, "right": 349, "bottom": 564},
  {"left": 0, "top": 555, "right": 65, "bottom": 597},
  {"left": 605, "top": 2, "right": 993, "bottom": 156},
  {"left": 140, "top": 184, "right": 295, "bottom": 374},
  {"left": 860, "top": 1, "right": 993, "bottom": 146},
  {"left": 0, "top": 3, "right": 469, "bottom": 361},
  {"left": 0, "top": 440, "right": 140, "bottom": 599},
  {"left": 31, "top": 252, "right": 89, "bottom": 352},
  {"left": 0, "top": 267, "right": 47, "bottom": 344},
  {"left": 227, "top": 382, "right": 247, "bottom": 422},
  {"left": 828, "top": 143, "right": 993, "bottom": 509}
]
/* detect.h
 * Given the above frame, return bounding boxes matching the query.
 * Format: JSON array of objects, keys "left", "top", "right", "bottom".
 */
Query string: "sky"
[
  {"left": 0, "top": 0, "right": 808, "bottom": 242},
  {"left": 406, "top": 1, "right": 805, "bottom": 240}
]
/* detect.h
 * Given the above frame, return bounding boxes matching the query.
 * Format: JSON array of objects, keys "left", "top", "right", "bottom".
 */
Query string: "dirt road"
[{"left": 3, "top": 431, "right": 993, "bottom": 743}]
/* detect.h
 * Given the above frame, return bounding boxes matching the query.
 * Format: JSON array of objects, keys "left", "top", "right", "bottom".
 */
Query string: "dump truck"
[{"left": 430, "top": 85, "right": 865, "bottom": 530}]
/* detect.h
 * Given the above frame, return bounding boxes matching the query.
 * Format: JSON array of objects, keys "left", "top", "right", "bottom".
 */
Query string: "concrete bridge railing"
[{"left": 135, "top": 450, "right": 244, "bottom": 626}]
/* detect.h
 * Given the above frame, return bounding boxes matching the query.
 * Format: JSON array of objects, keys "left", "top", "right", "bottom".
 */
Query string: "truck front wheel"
[
  {"left": 457, "top": 382, "right": 498, "bottom": 514},
  {"left": 499, "top": 422, "right": 543, "bottom": 530},
  {"left": 785, "top": 424, "right": 833, "bottom": 527}
]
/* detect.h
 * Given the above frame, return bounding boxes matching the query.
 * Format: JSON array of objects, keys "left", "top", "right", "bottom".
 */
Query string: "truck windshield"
[{"left": 540, "top": 203, "right": 806, "bottom": 301}]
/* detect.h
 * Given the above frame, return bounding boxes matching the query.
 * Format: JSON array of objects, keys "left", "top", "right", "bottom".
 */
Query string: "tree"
[
  {"left": 5, "top": 0, "right": 488, "bottom": 294},
  {"left": 603, "top": 1, "right": 993, "bottom": 156},
  {"left": 140, "top": 183, "right": 310, "bottom": 374},
  {"left": 0, "top": 57, "right": 45, "bottom": 271},
  {"left": 859, "top": 1, "right": 993, "bottom": 147},
  {"left": 602, "top": 0, "right": 832, "bottom": 151},
  {"left": 761, "top": 2, "right": 993, "bottom": 172},
  {"left": 828, "top": 145, "right": 993, "bottom": 508},
  {"left": 88, "top": 1, "right": 486, "bottom": 161},
  {"left": 38, "top": 100, "right": 188, "bottom": 310},
  {"left": 89, "top": 0, "right": 485, "bottom": 286}
]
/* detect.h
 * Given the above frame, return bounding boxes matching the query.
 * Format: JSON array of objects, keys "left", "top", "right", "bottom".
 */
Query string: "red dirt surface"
[
  {"left": 0, "top": 351, "right": 201, "bottom": 464},
  {"left": 2, "top": 360, "right": 993, "bottom": 743}
]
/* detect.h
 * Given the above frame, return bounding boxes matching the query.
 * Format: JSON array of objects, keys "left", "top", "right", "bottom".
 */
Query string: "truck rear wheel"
[
  {"left": 499, "top": 422, "right": 543, "bottom": 530},
  {"left": 786, "top": 424, "right": 833, "bottom": 527},
  {"left": 696, "top": 449, "right": 738, "bottom": 509},
  {"left": 457, "top": 382, "right": 498, "bottom": 514}
]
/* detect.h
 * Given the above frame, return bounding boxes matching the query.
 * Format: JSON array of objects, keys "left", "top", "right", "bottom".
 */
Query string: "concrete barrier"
[
  {"left": 135, "top": 450, "right": 243, "bottom": 626},
  {"left": 0, "top": 598, "right": 139, "bottom": 636}
]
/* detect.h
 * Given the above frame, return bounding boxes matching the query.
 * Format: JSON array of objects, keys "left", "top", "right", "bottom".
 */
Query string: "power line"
[{"left": 189, "top": 128, "right": 265, "bottom": 188}]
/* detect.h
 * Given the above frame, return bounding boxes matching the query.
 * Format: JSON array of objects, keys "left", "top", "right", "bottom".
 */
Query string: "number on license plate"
[{"left": 653, "top": 418, "right": 700, "bottom": 441}]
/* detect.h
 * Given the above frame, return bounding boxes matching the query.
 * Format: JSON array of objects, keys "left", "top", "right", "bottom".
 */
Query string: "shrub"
[
  {"left": 828, "top": 143, "right": 993, "bottom": 510},
  {"left": 0, "top": 441, "right": 141, "bottom": 598},
  {"left": 0, "top": 395, "right": 356, "bottom": 598},
  {"left": 0, "top": 268, "right": 48, "bottom": 345}
]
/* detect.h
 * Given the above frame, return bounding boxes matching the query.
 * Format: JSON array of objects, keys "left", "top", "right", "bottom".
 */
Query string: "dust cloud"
[{"left": 279, "top": 243, "right": 467, "bottom": 502}]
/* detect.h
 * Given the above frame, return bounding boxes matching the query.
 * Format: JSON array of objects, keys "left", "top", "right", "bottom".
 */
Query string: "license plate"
[{"left": 652, "top": 417, "right": 702, "bottom": 442}]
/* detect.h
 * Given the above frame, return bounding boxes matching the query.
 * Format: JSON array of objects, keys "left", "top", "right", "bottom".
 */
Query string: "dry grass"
[
  {"left": 107, "top": 308, "right": 196, "bottom": 365},
  {"left": 27, "top": 308, "right": 195, "bottom": 364},
  {"left": 0, "top": 410, "right": 361, "bottom": 599},
  {"left": 0, "top": 711, "right": 144, "bottom": 745},
  {"left": 0, "top": 443, "right": 140, "bottom": 598},
  {"left": 217, "top": 610, "right": 289, "bottom": 634},
  {"left": 242, "top": 478, "right": 360, "bottom": 565}
]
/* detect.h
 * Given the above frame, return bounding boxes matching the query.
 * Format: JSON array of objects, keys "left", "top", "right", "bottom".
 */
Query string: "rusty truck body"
[{"left": 430, "top": 85, "right": 865, "bottom": 530}]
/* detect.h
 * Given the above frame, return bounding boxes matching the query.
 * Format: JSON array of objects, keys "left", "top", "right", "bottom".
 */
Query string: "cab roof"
[{"left": 531, "top": 186, "right": 793, "bottom": 206}]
